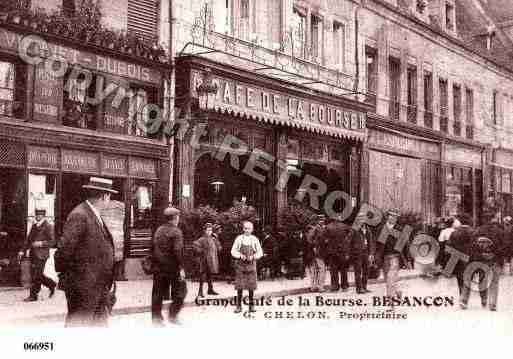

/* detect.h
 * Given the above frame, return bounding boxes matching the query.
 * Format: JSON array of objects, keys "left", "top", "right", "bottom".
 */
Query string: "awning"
[{"left": 203, "top": 102, "right": 367, "bottom": 142}]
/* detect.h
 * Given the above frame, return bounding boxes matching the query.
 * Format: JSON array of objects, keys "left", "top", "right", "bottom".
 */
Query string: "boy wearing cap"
[
  {"left": 193, "top": 223, "right": 222, "bottom": 297},
  {"left": 19, "top": 209, "right": 56, "bottom": 302}
]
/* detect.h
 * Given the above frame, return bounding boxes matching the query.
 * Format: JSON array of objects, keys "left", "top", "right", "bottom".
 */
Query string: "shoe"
[
  {"left": 249, "top": 306, "right": 256, "bottom": 313},
  {"left": 23, "top": 296, "right": 37, "bottom": 302},
  {"left": 234, "top": 306, "right": 242, "bottom": 314},
  {"left": 364, "top": 289, "right": 372, "bottom": 293},
  {"left": 341, "top": 287, "right": 349, "bottom": 292},
  {"left": 459, "top": 302, "right": 468, "bottom": 310},
  {"left": 490, "top": 306, "right": 497, "bottom": 312},
  {"left": 207, "top": 289, "right": 219, "bottom": 295},
  {"left": 481, "top": 301, "right": 487, "bottom": 308},
  {"left": 330, "top": 287, "right": 339, "bottom": 292},
  {"left": 49, "top": 287, "right": 55, "bottom": 298}
]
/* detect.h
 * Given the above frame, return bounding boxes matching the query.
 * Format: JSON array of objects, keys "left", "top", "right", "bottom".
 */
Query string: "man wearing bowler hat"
[
  {"left": 55, "top": 177, "right": 117, "bottom": 327},
  {"left": 19, "top": 208, "right": 56, "bottom": 302}
]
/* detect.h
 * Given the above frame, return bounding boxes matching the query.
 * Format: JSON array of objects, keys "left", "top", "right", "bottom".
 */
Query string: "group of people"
[
  {"left": 441, "top": 212, "right": 510, "bottom": 311},
  {"left": 16, "top": 174, "right": 513, "bottom": 327},
  {"left": 303, "top": 210, "right": 407, "bottom": 297}
]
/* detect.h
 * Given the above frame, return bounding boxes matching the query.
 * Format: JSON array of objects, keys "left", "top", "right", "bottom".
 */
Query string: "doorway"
[{"left": 0, "top": 168, "right": 26, "bottom": 286}]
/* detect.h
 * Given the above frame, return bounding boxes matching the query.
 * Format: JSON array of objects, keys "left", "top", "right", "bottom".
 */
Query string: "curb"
[{"left": 6, "top": 272, "right": 423, "bottom": 325}]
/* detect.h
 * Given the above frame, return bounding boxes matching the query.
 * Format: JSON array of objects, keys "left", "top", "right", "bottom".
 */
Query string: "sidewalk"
[{"left": 1, "top": 268, "right": 423, "bottom": 325}]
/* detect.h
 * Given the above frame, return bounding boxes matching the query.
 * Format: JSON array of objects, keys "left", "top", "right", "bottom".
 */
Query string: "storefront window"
[
  {"left": 27, "top": 173, "right": 57, "bottom": 229},
  {"left": 444, "top": 165, "right": 473, "bottom": 218},
  {"left": 128, "top": 85, "right": 159, "bottom": 138},
  {"left": 62, "top": 70, "right": 98, "bottom": 130},
  {"left": 0, "top": 60, "right": 25, "bottom": 119},
  {"left": 130, "top": 181, "right": 154, "bottom": 229}
]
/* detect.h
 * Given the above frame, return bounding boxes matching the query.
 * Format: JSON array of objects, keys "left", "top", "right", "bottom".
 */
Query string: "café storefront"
[
  {"left": 0, "top": 26, "right": 170, "bottom": 286},
  {"left": 174, "top": 56, "right": 369, "bottom": 233}
]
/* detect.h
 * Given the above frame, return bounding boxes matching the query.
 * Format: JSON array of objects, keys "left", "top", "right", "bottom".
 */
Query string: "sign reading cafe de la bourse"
[{"left": 191, "top": 71, "right": 367, "bottom": 134}]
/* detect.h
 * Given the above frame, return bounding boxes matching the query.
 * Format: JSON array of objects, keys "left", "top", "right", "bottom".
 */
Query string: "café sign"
[{"left": 191, "top": 71, "right": 366, "bottom": 135}]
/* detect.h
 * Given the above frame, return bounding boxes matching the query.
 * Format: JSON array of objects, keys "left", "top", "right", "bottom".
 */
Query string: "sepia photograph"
[{"left": 0, "top": 0, "right": 512, "bottom": 356}]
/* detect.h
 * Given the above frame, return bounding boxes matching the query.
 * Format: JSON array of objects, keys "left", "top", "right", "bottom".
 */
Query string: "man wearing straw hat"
[
  {"left": 55, "top": 177, "right": 117, "bottom": 327},
  {"left": 19, "top": 208, "right": 56, "bottom": 302}
]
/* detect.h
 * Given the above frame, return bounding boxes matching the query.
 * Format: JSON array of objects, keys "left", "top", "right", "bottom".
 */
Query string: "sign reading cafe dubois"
[{"left": 192, "top": 71, "right": 366, "bottom": 132}]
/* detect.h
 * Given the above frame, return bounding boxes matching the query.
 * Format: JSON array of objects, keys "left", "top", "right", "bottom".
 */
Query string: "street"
[{"left": 103, "top": 275, "right": 513, "bottom": 330}]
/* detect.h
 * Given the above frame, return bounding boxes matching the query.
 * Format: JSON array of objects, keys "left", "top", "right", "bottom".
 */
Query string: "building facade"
[{"left": 0, "top": 0, "right": 172, "bottom": 285}]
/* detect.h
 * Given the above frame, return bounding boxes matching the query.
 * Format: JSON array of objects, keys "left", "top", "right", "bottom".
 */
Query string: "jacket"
[
  {"left": 152, "top": 222, "right": 184, "bottom": 275},
  {"left": 193, "top": 235, "right": 222, "bottom": 274},
  {"left": 24, "top": 220, "right": 55, "bottom": 260},
  {"left": 350, "top": 225, "right": 376, "bottom": 258},
  {"left": 470, "top": 223, "right": 505, "bottom": 265},
  {"left": 324, "top": 221, "right": 352, "bottom": 261},
  {"left": 54, "top": 202, "right": 115, "bottom": 314}
]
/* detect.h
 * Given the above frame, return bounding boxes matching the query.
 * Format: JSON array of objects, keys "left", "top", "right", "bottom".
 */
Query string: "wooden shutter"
[{"left": 127, "top": 0, "right": 159, "bottom": 42}]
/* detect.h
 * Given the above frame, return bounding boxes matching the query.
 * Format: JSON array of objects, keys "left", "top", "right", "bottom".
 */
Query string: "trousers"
[
  {"left": 353, "top": 254, "right": 369, "bottom": 291},
  {"left": 151, "top": 272, "right": 184, "bottom": 324},
  {"left": 460, "top": 262, "right": 501, "bottom": 309},
  {"left": 307, "top": 258, "right": 327, "bottom": 290},
  {"left": 330, "top": 257, "right": 349, "bottom": 290},
  {"left": 30, "top": 257, "right": 56, "bottom": 297}
]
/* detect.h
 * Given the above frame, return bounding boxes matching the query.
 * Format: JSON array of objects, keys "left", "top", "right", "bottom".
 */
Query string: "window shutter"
[{"left": 127, "top": 0, "right": 159, "bottom": 42}]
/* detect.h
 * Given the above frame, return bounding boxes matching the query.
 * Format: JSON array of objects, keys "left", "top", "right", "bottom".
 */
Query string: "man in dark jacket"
[
  {"left": 460, "top": 212, "right": 505, "bottom": 311},
  {"left": 151, "top": 207, "right": 186, "bottom": 326},
  {"left": 447, "top": 214, "right": 473, "bottom": 298},
  {"left": 324, "top": 218, "right": 352, "bottom": 292},
  {"left": 350, "top": 214, "right": 376, "bottom": 294},
  {"left": 55, "top": 177, "right": 116, "bottom": 327},
  {"left": 19, "top": 209, "right": 56, "bottom": 302}
]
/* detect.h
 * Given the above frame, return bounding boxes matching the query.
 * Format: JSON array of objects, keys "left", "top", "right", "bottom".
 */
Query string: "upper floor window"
[
  {"left": 310, "top": 14, "right": 322, "bottom": 61},
  {"left": 389, "top": 57, "right": 401, "bottom": 120},
  {"left": 453, "top": 84, "right": 461, "bottom": 122},
  {"left": 407, "top": 65, "right": 417, "bottom": 123},
  {"left": 291, "top": 7, "right": 307, "bottom": 59},
  {"left": 424, "top": 71, "right": 433, "bottom": 128},
  {"left": 127, "top": 0, "right": 160, "bottom": 42},
  {"left": 239, "top": 0, "right": 250, "bottom": 40},
  {"left": 213, "top": 0, "right": 231, "bottom": 35},
  {"left": 62, "top": 0, "right": 75, "bottom": 17},
  {"left": 333, "top": 21, "right": 345, "bottom": 69},
  {"left": 445, "top": 2, "right": 455, "bottom": 31},
  {"left": 465, "top": 88, "right": 473, "bottom": 124},
  {"left": 492, "top": 90, "right": 498, "bottom": 125},
  {"left": 439, "top": 79, "right": 448, "bottom": 117},
  {"left": 0, "top": 59, "right": 26, "bottom": 119},
  {"left": 365, "top": 47, "right": 377, "bottom": 106}
]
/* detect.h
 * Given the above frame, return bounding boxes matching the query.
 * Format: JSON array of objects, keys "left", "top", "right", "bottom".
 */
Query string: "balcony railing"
[
  {"left": 466, "top": 125, "right": 474, "bottom": 140},
  {"left": 424, "top": 110, "right": 433, "bottom": 128},
  {"left": 453, "top": 121, "right": 461, "bottom": 136},
  {"left": 407, "top": 105, "right": 417, "bottom": 124},
  {"left": 440, "top": 116, "right": 449, "bottom": 133},
  {"left": 389, "top": 100, "right": 400, "bottom": 120}
]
